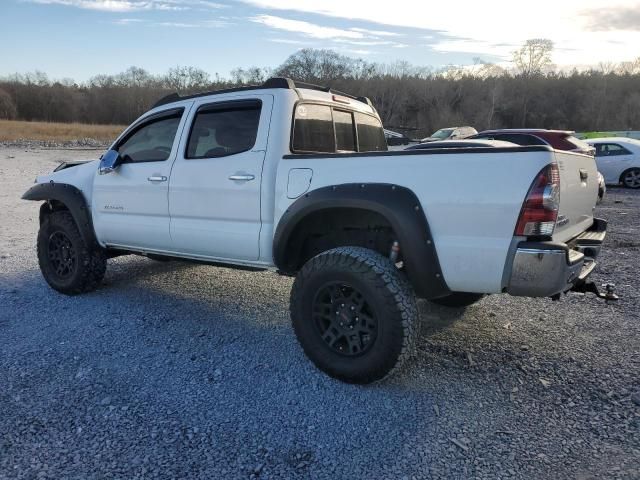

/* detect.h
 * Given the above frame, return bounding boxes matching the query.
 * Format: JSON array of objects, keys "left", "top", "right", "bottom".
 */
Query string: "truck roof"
[{"left": 152, "top": 77, "right": 375, "bottom": 111}]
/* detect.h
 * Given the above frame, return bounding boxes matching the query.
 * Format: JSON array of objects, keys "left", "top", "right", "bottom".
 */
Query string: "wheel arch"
[
  {"left": 22, "top": 182, "right": 99, "bottom": 248},
  {"left": 273, "top": 183, "right": 450, "bottom": 299}
]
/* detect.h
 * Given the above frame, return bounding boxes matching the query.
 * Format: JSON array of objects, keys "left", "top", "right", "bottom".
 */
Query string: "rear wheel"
[
  {"left": 430, "top": 292, "right": 484, "bottom": 308},
  {"left": 37, "top": 211, "right": 106, "bottom": 295},
  {"left": 621, "top": 168, "right": 640, "bottom": 189},
  {"left": 290, "top": 247, "right": 419, "bottom": 384}
]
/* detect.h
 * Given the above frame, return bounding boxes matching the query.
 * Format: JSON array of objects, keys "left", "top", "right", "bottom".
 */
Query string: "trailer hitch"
[{"left": 570, "top": 281, "right": 619, "bottom": 303}]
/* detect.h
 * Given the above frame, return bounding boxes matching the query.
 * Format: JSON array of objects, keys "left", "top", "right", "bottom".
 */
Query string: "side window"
[
  {"left": 355, "top": 112, "right": 387, "bottom": 152},
  {"left": 117, "top": 111, "right": 183, "bottom": 163},
  {"left": 186, "top": 100, "right": 261, "bottom": 159},
  {"left": 333, "top": 109, "right": 356, "bottom": 152},
  {"left": 594, "top": 144, "right": 606, "bottom": 157},
  {"left": 603, "top": 143, "right": 632, "bottom": 156},
  {"left": 292, "top": 104, "right": 335, "bottom": 153}
]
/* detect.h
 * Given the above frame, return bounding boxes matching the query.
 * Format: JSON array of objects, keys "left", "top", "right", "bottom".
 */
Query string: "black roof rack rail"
[{"left": 151, "top": 77, "right": 373, "bottom": 109}]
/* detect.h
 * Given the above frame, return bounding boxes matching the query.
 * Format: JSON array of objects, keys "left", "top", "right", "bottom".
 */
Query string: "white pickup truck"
[{"left": 23, "top": 77, "right": 610, "bottom": 384}]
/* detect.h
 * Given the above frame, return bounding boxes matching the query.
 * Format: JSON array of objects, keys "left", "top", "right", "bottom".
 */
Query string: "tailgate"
[{"left": 553, "top": 151, "right": 598, "bottom": 243}]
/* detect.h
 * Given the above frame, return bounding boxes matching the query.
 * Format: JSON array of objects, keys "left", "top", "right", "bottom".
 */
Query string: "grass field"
[{"left": 0, "top": 119, "right": 125, "bottom": 143}]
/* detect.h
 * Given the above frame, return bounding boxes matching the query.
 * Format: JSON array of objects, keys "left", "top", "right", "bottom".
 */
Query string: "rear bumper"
[{"left": 506, "top": 218, "right": 606, "bottom": 298}]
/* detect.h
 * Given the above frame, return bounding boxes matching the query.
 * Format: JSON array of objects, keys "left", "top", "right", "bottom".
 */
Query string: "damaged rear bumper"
[{"left": 506, "top": 218, "right": 607, "bottom": 298}]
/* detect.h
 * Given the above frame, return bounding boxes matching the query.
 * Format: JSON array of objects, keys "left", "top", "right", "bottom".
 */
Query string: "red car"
[{"left": 470, "top": 129, "right": 595, "bottom": 155}]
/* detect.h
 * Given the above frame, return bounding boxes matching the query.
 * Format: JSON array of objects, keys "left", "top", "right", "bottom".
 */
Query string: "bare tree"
[
  {"left": 0, "top": 88, "right": 17, "bottom": 119},
  {"left": 512, "top": 39, "right": 554, "bottom": 77}
]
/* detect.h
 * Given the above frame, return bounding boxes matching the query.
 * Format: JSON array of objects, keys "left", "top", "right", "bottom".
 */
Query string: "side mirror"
[{"left": 99, "top": 149, "right": 122, "bottom": 175}]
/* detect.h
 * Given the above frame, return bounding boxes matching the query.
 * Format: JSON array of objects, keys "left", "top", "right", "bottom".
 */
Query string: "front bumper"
[{"left": 506, "top": 218, "right": 607, "bottom": 298}]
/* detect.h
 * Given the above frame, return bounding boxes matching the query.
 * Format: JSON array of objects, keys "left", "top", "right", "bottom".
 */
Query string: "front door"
[
  {"left": 168, "top": 96, "right": 272, "bottom": 261},
  {"left": 92, "top": 107, "right": 189, "bottom": 251}
]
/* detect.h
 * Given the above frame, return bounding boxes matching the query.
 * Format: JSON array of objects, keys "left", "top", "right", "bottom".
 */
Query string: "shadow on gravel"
[
  {"left": 1, "top": 255, "right": 638, "bottom": 479},
  {"left": 0, "top": 257, "right": 447, "bottom": 478}
]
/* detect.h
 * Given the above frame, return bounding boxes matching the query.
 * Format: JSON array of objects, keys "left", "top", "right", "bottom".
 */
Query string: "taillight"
[{"left": 515, "top": 163, "right": 560, "bottom": 237}]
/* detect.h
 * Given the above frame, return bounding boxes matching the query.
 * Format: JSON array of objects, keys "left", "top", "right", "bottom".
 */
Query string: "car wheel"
[
  {"left": 37, "top": 211, "right": 107, "bottom": 295},
  {"left": 621, "top": 168, "right": 640, "bottom": 189},
  {"left": 430, "top": 292, "right": 485, "bottom": 308},
  {"left": 290, "top": 246, "right": 419, "bottom": 384}
]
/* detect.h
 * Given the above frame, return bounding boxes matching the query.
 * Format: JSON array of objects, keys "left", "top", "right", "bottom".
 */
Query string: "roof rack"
[{"left": 152, "top": 77, "right": 373, "bottom": 109}]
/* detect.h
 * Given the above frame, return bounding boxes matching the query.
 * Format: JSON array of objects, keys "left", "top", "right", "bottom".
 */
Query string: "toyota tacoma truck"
[{"left": 23, "top": 77, "right": 609, "bottom": 384}]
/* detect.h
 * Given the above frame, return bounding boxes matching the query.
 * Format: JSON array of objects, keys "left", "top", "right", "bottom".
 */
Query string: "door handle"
[
  {"left": 148, "top": 175, "right": 167, "bottom": 182},
  {"left": 228, "top": 174, "right": 255, "bottom": 182},
  {"left": 579, "top": 169, "right": 588, "bottom": 181}
]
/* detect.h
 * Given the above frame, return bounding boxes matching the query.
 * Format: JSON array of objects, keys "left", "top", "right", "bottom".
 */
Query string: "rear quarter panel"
[{"left": 274, "top": 149, "right": 555, "bottom": 293}]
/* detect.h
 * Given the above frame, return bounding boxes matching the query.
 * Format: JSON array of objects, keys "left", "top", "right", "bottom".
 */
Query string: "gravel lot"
[{"left": 1, "top": 147, "right": 639, "bottom": 480}]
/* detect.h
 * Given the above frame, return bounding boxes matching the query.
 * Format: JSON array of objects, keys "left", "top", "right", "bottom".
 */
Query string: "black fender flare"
[
  {"left": 22, "top": 182, "right": 99, "bottom": 248},
  {"left": 273, "top": 183, "right": 451, "bottom": 299}
]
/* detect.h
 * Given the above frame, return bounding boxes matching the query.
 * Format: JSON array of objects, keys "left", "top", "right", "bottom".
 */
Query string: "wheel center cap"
[{"left": 336, "top": 304, "right": 356, "bottom": 329}]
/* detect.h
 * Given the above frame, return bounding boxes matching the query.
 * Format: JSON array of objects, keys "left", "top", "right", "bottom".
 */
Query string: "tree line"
[{"left": 1, "top": 40, "right": 639, "bottom": 138}]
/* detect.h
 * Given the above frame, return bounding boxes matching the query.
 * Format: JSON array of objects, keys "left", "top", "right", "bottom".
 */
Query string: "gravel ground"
[{"left": 1, "top": 147, "right": 639, "bottom": 480}]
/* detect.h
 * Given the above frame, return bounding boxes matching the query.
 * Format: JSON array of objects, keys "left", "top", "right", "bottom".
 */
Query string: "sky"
[{"left": 1, "top": 0, "right": 639, "bottom": 81}]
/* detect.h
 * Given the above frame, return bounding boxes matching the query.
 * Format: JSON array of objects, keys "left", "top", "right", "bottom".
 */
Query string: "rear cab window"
[{"left": 292, "top": 102, "right": 387, "bottom": 153}]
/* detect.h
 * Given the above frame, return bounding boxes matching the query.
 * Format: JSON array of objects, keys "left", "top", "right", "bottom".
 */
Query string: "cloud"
[
  {"left": 240, "top": 0, "right": 640, "bottom": 65},
  {"left": 114, "top": 18, "right": 230, "bottom": 27},
  {"left": 27, "top": 0, "right": 226, "bottom": 11},
  {"left": 250, "top": 14, "right": 364, "bottom": 39},
  {"left": 349, "top": 27, "right": 401, "bottom": 37},
  {"left": 268, "top": 37, "right": 312, "bottom": 45},
  {"left": 581, "top": 7, "right": 640, "bottom": 31}
]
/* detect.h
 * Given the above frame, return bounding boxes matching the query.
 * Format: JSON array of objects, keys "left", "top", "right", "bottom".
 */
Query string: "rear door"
[
  {"left": 168, "top": 95, "right": 272, "bottom": 261},
  {"left": 552, "top": 151, "right": 599, "bottom": 242}
]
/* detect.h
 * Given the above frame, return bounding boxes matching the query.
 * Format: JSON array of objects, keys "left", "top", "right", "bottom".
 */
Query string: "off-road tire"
[
  {"left": 290, "top": 246, "right": 419, "bottom": 384},
  {"left": 37, "top": 210, "right": 107, "bottom": 295},
  {"left": 430, "top": 292, "right": 484, "bottom": 308}
]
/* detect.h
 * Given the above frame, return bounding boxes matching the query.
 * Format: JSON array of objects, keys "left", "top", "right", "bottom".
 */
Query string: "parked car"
[
  {"left": 22, "top": 77, "right": 607, "bottom": 384},
  {"left": 420, "top": 126, "right": 477, "bottom": 142},
  {"left": 405, "top": 139, "right": 517, "bottom": 150},
  {"left": 406, "top": 139, "right": 603, "bottom": 203},
  {"left": 586, "top": 138, "right": 640, "bottom": 189},
  {"left": 470, "top": 129, "right": 595, "bottom": 155},
  {"left": 384, "top": 129, "right": 411, "bottom": 146},
  {"left": 470, "top": 129, "right": 605, "bottom": 201}
]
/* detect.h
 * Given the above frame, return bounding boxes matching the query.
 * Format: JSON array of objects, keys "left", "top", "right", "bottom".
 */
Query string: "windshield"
[{"left": 431, "top": 128, "right": 454, "bottom": 139}]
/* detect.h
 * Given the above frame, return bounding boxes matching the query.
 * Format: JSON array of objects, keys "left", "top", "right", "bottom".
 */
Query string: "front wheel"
[
  {"left": 37, "top": 211, "right": 107, "bottom": 295},
  {"left": 290, "top": 247, "right": 419, "bottom": 384}
]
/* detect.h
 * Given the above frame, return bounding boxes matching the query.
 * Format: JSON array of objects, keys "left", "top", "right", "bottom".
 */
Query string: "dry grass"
[{"left": 0, "top": 119, "right": 126, "bottom": 142}]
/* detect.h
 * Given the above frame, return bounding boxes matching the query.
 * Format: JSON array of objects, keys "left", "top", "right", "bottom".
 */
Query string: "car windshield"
[{"left": 431, "top": 128, "right": 454, "bottom": 139}]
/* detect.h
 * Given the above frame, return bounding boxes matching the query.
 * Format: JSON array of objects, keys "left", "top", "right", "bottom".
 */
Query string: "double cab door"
[{"left": 92, "top": 94, "right": 273, "bottom": 262}]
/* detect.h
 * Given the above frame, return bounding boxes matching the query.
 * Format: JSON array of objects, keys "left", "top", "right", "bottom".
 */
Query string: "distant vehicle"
[
  {"left": 406, "top": 138, "right": 605, "bottom": 201},
  {"left": 586, "top": 138, "right": 640, "bottom": 189},
  {"left": 420, "top": 126, "right": 477, "bottom": 142},
  {"left": 469, "top": 129, "right": 604, "bottom": 200},
  {"left": 405, "top": 139, "right": 517, "bottom": 150},
  {"left": 384, "top": 129, "right": 411, "bottom": 146},
  {"left": 470, "top": 129, "right": 595, "bottom": 156}
]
